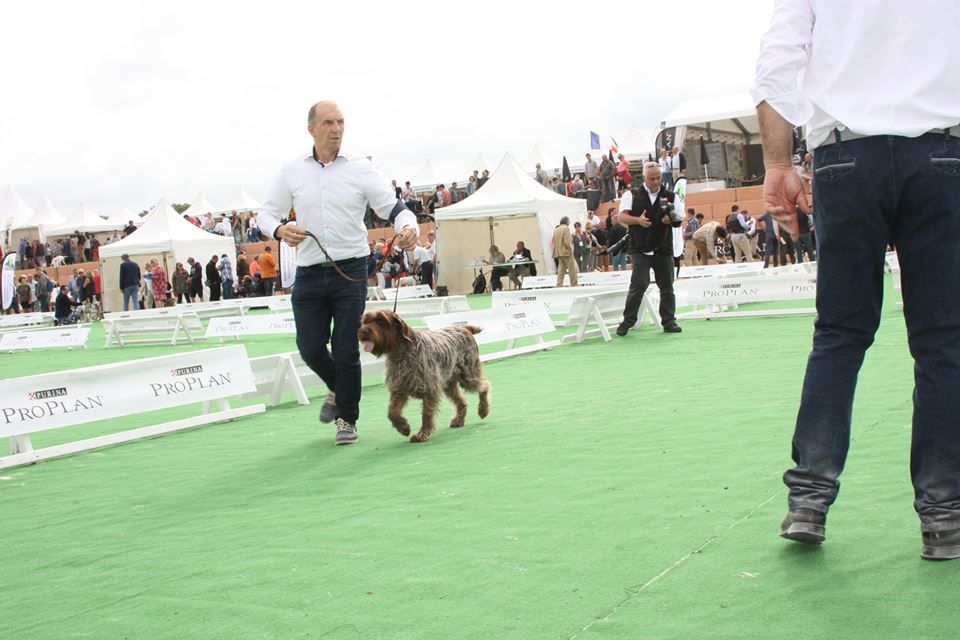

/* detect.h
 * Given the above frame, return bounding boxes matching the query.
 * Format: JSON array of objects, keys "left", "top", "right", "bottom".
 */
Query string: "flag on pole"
[
  {"left": 589, "top": 131, "right": 601, "bottom": 150},
  {"left": 699, "top": 135, "right": 710, "bottom": 166},
  {"left": 562, "top": 156, "right": 572, "bottom": 182},
  {"left": 610, "top": 137, "right": 619, "bottom": 154}
]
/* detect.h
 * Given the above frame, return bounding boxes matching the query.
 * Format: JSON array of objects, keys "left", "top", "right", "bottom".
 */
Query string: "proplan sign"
[
  {"left": 0, "top": 327, "right": 90, "bottom": 351},
  {"left": 424, "top": 303, "right": 555, "bottom": 345},
  {"left": 685, "top": 274, "right": 817, "bottom": 303},
  {"left": 0, "top": 345, "right": 256, "bottom": 436},
  {"left": 205, "top": 314, "right": 297, "bottom": 338}
]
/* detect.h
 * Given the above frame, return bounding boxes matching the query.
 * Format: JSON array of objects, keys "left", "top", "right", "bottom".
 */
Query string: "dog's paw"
[
  {"left": 410, "top": 432, "right": 431, "bottom": 443},
  {"left": 449, "top": 416, "right": 465, "bottom": 428},
  {"left": 478, "top": 403, "right": 490, "bottom": 419},
  {"left": 393, "top": 421, "right": 411, "bottom": 436}
]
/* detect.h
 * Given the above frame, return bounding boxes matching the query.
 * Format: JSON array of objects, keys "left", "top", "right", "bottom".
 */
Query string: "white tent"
[
  {"left": 221, "top": 188, "right": 261, "bottom": 213},
  {"left": 461, "top": 152, "right": 496, "bottom": 177},
  {"left": 1, "top": 184, "right": 34, "bottom": 250},
  {"left": 434, "top": 153, "right": 587, "bottom": 294},
  {"left": 410, "top": 160, "right": 449, "bottom": 193},
  {"left": 520, "top": 143, "right": 559, "bottom": 174},
  {"left": 182, "top": 192, "right": 220, "bottom": 220},
  {"left": 10, "top": 194, "right": 66, "bottom": 245},
  {"left": 45, "top": 203, "right": 119, "bottom": 237},
  {"left": 660, "top": 94, "right": 758, "bottom": 144},
  {"left": 99, "top": 199, "right": 236, "bottom": 312},
  {"left": 101, "top": 205, "right": 141, "bottom": 228},
  {"left": 618, "top": 128, "right": 656, "bottom": 162}
]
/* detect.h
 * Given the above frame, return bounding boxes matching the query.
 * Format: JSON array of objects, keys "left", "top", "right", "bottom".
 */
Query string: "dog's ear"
[{"left": 388, "top": 312, "right": 415, "bottom": 343}]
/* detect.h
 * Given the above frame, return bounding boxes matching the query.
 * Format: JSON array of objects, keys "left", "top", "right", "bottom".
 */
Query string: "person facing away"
[{"left": 754, "top": 0, "right": 960, "bottom": 560}]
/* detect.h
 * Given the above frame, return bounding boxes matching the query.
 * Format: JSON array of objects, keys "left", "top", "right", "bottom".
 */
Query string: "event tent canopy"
[
  {"left": 221, "top": 188, "right": 261, "bottom": 213},
  {"left": 410, "top": 160, "right": 450, "bottom": 193},
  {"left": 660, "top": 94, "right": 759, "bottom": 144},
  {"left": 16, "top": 194, "right": 65, "bottom": 229},
  {"left": 101, "top": 205, "right": 140, "bottom": 228},
  {"left": 98, "top": 199, "right": 236, "bottom": 311},
  {"left": 520, "top": 143, "right": 559, "bottom": 174},
  {"left": 618, "top": 128, "right": 656, "bottom": 161},
  {"left": 1, "top": 184, "right": 34, "bottom": 233},
  {"left": 461, "top": 152, "right": 496, "bottom": 177},
  {"left": 182, "top": 192, "right": 220, "bottom": 219},
  {"left": 434, "top": 153, "right": 586, "bottom": 294},
  {"left": 45, "top": 203, "right": 119, "bottom": 236}
]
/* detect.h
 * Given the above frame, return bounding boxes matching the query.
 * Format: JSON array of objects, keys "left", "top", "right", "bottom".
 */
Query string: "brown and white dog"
[{"left": 357, "top": 310, "right": 491, "bottom": 443}]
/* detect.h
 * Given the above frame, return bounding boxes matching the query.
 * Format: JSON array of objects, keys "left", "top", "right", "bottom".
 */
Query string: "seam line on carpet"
[{"left": 566, "top": 491, "right": 782, "bottom": 640}]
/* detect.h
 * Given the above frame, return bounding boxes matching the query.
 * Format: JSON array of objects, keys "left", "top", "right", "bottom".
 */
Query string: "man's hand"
[
  {"left": 637, "top": 214, "right": 653, "bottom": 228},
  {"left": 396, "top": 226, "right": 418, "bottom": 250},
  {"left": 276, "top": 223, "right": 309, "bottom": 247},
  {"left": 763, "top": 167, "right": 810, "bottom": 241},
  {"left": 661, "top": 214, "right": 671, "bottom": 225}
]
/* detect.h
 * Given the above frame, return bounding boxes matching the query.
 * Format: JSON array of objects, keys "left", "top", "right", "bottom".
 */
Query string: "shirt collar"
[{"left": 306, "top": 147, "right": 348, "bottom": 165}]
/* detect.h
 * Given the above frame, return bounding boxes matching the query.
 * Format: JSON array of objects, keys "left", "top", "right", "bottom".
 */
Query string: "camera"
[{"left": 659, "top": 202, "right": 683, "bottom": 224}]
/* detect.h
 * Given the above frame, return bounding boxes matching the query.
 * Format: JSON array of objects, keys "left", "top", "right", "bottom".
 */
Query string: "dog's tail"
[{"left": 463, "top": 325, "right": 482, "bottom": 335}]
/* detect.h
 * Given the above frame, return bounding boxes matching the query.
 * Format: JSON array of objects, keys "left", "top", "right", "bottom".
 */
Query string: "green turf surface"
[{"left": 2, "top": 278, "right": 956, "bottom": 639}]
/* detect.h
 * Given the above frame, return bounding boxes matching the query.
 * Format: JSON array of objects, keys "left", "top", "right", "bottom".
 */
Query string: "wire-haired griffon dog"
[{"left": 358, "top": 310, "right": 491, "bottom": 443}]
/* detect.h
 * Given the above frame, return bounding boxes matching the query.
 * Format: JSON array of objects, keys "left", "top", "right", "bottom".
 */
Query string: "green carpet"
[{"left": 2, "top": 278, "right": 955, "bottom": 640}]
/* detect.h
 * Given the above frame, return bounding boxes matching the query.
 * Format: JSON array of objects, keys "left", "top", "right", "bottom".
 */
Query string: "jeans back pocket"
[
  {"left": 930, "top": 156, "right": 960, "bottom": 177},
  {"left": 814, "top": 160, "right": 857, "bottom": 183}
]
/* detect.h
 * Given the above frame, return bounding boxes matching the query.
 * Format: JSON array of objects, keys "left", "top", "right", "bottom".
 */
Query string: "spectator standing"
[
  {"left": 206, "top": 255, "right": 221, "bottom": 301},
  {"left": 552, "top": 217, "right": 577, "bottom": 287},
  {"left": 219, "top": 253, "right": 235, "bottom": 299},
  {"left": 259, "top": 245, "right": 277, "bottom": 297},
  {"left": 119, "top": 253, "right": 141, "bottom": 311}
]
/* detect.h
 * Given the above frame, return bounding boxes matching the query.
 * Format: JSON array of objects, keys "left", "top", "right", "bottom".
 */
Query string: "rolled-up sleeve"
[
  {"left": 257, "top": 165, "right": 294, "bottom": 241},
  {"left": 363, "top": 162, "right": 419, "bottom": 237},
  {"left": 751, "top": 0, "right": 815, "bottom": 126}
]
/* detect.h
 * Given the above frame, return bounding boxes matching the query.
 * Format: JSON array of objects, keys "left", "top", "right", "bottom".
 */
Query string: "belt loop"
[{"left": 833, "top": 127, "right": 842, "bottom": 145}]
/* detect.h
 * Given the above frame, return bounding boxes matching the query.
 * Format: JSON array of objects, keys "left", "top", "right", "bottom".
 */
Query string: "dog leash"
[{"left": 300, "top": 229, "right": 402, "bottom": 284}]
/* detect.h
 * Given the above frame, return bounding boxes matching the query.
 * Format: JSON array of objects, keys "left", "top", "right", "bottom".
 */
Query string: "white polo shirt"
[{"left": 258, "top": 150, "right": 419, "bottom": 266}]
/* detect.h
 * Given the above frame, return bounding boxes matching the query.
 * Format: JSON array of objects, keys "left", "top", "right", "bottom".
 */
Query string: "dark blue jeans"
[
  {"left": 291, "top": 258, "right": 367, "bottom": 424},
  {"left": 785, "top": 132, "right": 960, "bottom": 532}
]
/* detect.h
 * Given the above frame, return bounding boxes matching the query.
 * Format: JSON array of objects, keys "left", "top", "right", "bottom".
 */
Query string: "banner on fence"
[{"left": 0, "top": 345, "right": 256, "bottom": 436}]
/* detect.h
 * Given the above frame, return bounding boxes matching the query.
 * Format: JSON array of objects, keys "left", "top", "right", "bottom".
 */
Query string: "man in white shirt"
[
  {"left": 258, "top": 100, "right": 419, "bottom": 446},
  {"left": 214, "top": 216, "right": 232, "bottom": 237},
  {"left": 754, "top": 0, "right": 960, "bottom": 560}
]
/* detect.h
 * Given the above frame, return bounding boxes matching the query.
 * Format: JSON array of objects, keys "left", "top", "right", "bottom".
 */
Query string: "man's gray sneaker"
[
  {"left": 319, "top": 391, "right": 337, "bottom": 423},
  {"left": 334, "top": 418, "right": 358, "bottom": 445},
  {"left": 921, "top": 527, "right": 960, "bottom": 561},
  {"left": 779, "top": 508, "right": 826, "bottom": 545}
]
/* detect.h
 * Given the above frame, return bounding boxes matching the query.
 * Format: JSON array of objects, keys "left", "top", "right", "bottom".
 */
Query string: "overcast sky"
[{"left": 1, "top": 0, "right": 774, "bottom": 214}]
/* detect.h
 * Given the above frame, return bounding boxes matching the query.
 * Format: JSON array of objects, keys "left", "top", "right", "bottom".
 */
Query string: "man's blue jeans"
[
  {"left": 222, "top": 279, "right": 234, "bottom": 299},
  {"left": 291, "top": 258, "right": 367, "bottom": 424},
  {"left": 610, "top": 252, "right": 627, "bottom": 271},
  {"left": 785, "top": 132, "right": 960, "bottom": 531},
  {"left": 122, "top": 285, "right": 140, "bottom": 310}
]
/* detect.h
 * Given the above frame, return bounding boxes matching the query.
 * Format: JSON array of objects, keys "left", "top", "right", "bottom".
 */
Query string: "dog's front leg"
[
  {"left": 388, "top": 392, "right": 411, "bottom": 436},
  {"left": 410, "top": 395, "right": 439, "bottom": 443}
]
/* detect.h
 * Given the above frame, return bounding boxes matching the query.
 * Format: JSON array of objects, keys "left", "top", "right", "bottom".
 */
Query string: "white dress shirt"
[
  {"left": 752, "top": 0, "right": 960, "bottom": 149},
  {"left": 412, "top": 245, "right": 430, "bottom": 265},
  {"left": 258, "top": 150, "right": 419, "bottom": 265}
]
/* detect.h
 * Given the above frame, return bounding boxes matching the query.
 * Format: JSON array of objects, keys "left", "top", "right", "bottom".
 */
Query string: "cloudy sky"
[{"left": 1, "top": 0, "right": 775, "bottom": 214}]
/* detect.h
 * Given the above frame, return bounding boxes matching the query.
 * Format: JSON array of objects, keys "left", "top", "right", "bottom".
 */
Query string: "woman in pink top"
[
  {"left": 616, "top": 154, "right": 632, "bottom": 191},
  {"left": 151, "top": 260, "right": 169, "bottom": 305}
]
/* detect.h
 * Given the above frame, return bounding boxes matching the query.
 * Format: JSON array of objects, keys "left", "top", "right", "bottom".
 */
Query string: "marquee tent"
[
  {"left": 660, "top": 94, "right": 758, "bottom": 145},
  {"left": 433, "top": 154, "right": 586, "bottom": 295},
  {"left": 182, "top": 192, "right": 220, "bottom": 220},
  {"left": 520, "top": 143, "right": 559, "bottom": 174},
  {"left": 101, "top": 205, "right": 141, "bottom": 229},
  {"left": 410, "top": 160, "right": 449, "bottom": 193},
  {"left": 1, "top": 184, "right": 34, "bottom": 250},
  {"left": 461, "top": 152, "right": 496, "bottom": 177},
  {"left": 45, "top": 203, "right": 119, "bottom": 237},
  {"left": 617, "top": 128, "right": 656, "bottom": 162},
  {"left": 98, "top": 199, "right": 236, "bottom": 312},
  {"left": 221, "top": 188, "right": 261, "bottom": 213},
  {"left": 10, "top": 194, "right": 66, "bottom": 246}
]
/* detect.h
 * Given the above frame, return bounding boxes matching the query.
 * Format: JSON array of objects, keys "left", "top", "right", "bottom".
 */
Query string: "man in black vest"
[{"left": 615, "top": 162, "right": 682, "bottom": 335}]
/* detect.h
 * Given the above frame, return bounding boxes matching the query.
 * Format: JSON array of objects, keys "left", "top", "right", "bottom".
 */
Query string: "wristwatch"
[{"left": 273, "top": 224, "right": 284, "bottom": 241}]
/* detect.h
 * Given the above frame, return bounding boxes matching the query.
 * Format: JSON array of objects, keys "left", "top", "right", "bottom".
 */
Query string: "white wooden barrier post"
[
  {"left": 0, "top": 312, "right": 56, "bottom": 331},
  {"left": 424, "top": 303, "right": 560, "bottom": 361},
  {"left": 102, "top": 308, "right": 205, "bottom": 348},
  {"left": 1, "top": 345, "right": 265, "bottom": 470},
  {"left": 561, "top": 290, "right": 659, "bottom": 343},
  {"left": 240, "top": 350, "right": 385, "bottom": 407},
  {"left": 492, "top": 286, "right": 628, "bottom": 316}
]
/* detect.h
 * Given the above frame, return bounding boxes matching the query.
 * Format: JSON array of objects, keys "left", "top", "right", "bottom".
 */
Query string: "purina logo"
[
  {"left": 719, "top": 283, "right": 742, "bottom": 290},
  {"left": 28, "top": 387, "right": 68, "bottom": 401},
  {"left": 171, "top": 365, "right": 204, "bottom": 377},
  {"left": 511, "top": 312, "right": 528, "bottom": 319}
]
